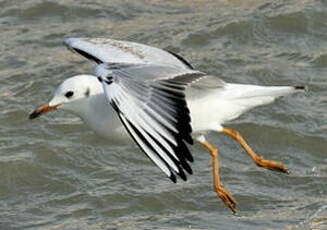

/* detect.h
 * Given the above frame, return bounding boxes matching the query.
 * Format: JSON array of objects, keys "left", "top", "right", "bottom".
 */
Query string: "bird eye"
[{"left": 65, "top": 91, "right": 74, "bottom": 98}]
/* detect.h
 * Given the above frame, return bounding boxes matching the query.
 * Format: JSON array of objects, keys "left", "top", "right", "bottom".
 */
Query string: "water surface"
[{"left": 1, "top": 0, "right": 326, "bottom": 229}]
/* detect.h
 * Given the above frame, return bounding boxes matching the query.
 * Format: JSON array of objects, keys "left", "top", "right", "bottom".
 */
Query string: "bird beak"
[{"left": 29, "top": 104, "right": 61, "bottom": 119}]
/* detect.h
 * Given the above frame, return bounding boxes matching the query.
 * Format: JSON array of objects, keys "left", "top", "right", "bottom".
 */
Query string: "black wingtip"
[
  {"left": 295, "top": 85, "right": 308, "bottom": 91},
  {"left": 178, "top": 168, "right": 187, "bottom": 181},
  {"left": 184, "top": 135, "right": 194, "bottom": 145},
  {"left": 183, "top": 162, "right": 193, "bottom": 175},
  {"left": 181, "top": 175, "right": 187, "bottom": 182},
  {"left": 169, "top": 174, "right": 177, "bottom": 183},
  {"left": 72, "top": 48, "right": 103, "bottom": 64},
  {"left": 165, "top": 50, "right": 194, "bottom": 70}
]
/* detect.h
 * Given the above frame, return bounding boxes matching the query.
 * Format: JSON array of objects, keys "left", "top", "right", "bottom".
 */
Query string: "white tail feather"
[
  {"left": 187, "top": 83, "right": 305, "bottom": 131},
  {"left": 223, "top": 83, "right": 303, "bottom": 100}
]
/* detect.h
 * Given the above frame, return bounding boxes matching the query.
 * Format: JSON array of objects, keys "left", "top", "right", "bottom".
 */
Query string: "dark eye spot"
[
  {"left": 85, "top": 88, "right": 90, "bottom": 97},
  {"left": 65, "top": 91, "right": 74, "bottom": 98}
]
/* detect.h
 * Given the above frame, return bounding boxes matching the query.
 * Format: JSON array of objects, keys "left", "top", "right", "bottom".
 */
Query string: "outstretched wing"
[
  {"left": 96, "top": 63, "right": 205, "bottom": 182},
  {"left": 64, "top": 37, "right": 194, "bottom": 69}
]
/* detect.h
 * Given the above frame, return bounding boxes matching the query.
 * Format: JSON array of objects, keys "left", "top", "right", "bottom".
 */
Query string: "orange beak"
[{"left": 29, "top": 104, "right": 61, "bottom": 119}]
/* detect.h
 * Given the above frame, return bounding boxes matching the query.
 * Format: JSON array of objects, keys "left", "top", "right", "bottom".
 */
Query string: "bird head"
[{"left": 29, "top": 75, "right": 102, "bottom": 119}]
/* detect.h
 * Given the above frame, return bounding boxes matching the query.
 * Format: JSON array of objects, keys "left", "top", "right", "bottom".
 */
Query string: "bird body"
[
  {"left": 53, "top": 74, "right": 301, "bottom": 142},
  {"left": 30, "top": 38, "right": 305, "bottom": 212}
]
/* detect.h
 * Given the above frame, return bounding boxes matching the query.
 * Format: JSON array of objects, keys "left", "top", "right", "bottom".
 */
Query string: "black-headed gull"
[{"left": 30, "top": 38, "right": 305, "bottom": 212}]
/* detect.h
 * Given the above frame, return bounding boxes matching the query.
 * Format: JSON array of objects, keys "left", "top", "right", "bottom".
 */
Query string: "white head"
[{"left": 29, "top": 74, "right": 103, "bottom": 119}]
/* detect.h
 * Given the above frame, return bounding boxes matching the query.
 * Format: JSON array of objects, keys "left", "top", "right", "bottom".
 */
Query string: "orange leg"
[
  {"left": 199, "top": 139, "right": 237, "bottom": 213},
  {"left": 222, "top": 127, "right": 289, "bottom": 174}
]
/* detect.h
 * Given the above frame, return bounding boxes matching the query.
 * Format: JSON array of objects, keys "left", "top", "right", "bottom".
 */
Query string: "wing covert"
[{"left": 64, "top": 38, "right": 193, "bottom": 70}]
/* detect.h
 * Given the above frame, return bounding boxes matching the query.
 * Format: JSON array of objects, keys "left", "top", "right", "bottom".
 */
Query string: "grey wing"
[
  {"left": 96, "top": 63, "right": 225, "bottom": 89},
  {"left": 64, "top": 37, "right": 193, "bottom": 69},
  {"left": 96, "top": 64, "right": 210, "bottom": 182}
]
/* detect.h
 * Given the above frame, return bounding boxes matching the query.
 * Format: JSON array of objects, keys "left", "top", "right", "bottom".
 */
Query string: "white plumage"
[{"left": 30, "top": 38, "right": 304, "bottom": 212}]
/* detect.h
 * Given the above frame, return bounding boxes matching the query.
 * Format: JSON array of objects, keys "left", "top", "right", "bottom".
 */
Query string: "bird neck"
[{"left": 73, "top": 93, "right": 122, "bottom": 138}]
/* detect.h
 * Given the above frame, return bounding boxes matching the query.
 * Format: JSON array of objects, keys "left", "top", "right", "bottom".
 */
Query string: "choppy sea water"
[{"left": 1, "top": 0, "right": 326, "bottom": 229}]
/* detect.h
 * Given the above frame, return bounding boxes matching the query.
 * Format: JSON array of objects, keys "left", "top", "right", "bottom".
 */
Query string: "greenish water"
[{"left": 1, "top": 0, "right": 326, "bottom": 229}]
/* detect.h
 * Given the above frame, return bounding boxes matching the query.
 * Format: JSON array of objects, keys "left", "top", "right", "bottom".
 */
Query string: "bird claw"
[
  {"left": 255, "top": 157, "right": 289, "bottom": 174},
  {"left": 215, "top": 185, "right": 237, "bottom": 213}
]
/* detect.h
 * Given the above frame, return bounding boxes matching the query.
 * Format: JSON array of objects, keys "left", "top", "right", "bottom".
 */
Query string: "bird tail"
[
  {"left": 219, "top": 83, "right": 307, "bottom": 110},
  {"left": 223, "top": 84, "right": 306, "bottom": 99}
]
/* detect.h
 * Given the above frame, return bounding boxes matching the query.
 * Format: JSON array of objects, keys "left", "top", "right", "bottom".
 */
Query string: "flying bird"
[{"left": 29, "top": 38, "right": 305, "bottom": 212}]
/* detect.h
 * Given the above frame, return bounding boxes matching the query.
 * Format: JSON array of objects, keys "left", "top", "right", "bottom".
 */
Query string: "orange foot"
[
  {"left": 215, "top": 185, "right": 237, "bottom": 213},
  {"left": 255, "top": 156, "right": 289, "bottom": 174}
]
